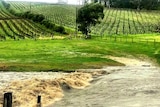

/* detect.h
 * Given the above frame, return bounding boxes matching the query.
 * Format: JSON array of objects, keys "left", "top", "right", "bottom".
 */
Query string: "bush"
[
  {"left": 32, "top": 14, "right": 45, "bottom": 22},
  {"left": 154, "top": 22, "right": 160, "bottom": 33},
  {"left": 21, "top": 11, "right": 31, "bottom": 18},
  {"left": 54, "top": 26, "right": 65, "bottom": 34},
  {"left": 41, "top": 20, "right": 55, "bottom": 29}
]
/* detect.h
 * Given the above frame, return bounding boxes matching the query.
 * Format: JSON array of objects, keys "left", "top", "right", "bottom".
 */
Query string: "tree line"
[{"left": 92, "top": 0, "right": 160, "bottom": 10}]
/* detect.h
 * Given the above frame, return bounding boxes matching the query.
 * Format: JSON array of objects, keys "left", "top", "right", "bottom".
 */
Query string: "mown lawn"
[{"left": 0, "top": 36, "right": 159, "bottom": 71}]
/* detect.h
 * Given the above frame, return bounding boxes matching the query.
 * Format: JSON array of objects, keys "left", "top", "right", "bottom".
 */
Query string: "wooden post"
[
  {"left": 114, "top": 36, "right": 117, "bottom": 42},
  {"left": 3, "top": 92, "right": 12, "bottom": 107},
  {"left": 154, "top": 39, "right": 156, "bottom": 47},
  {"left": 37, "top": 95, "right": 41, "bottom": 107},
  {"left": 126, "top": 37, "right": 127, "bottom": 42}
]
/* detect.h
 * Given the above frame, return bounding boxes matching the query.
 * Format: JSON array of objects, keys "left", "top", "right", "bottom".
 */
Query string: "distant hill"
[{"left": 58, "top": 0, "right": 68, "bottom": 4}]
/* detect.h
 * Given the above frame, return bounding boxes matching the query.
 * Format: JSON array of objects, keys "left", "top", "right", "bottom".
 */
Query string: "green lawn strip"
[
  {"left": 103, "top": 41, "right": 160, "bottom": 63},
  {"left": 0, "top": 57, "right": 122, "bottom": 71},
  {"left": 0, "top": 38, "right": 159, "bottom": 71}
]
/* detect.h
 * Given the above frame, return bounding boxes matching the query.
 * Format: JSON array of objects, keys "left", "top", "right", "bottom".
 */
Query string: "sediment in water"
[{"left": 0, "top": 71, "right": 105, "bottom": 107}]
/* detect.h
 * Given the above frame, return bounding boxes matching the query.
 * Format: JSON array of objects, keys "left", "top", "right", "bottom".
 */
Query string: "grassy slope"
[{"left": 0, "top": 35, "right": 159, "bottom": 71}]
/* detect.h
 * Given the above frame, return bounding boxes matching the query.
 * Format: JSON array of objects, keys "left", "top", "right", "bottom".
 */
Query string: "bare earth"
[{"left": 48, "top": 56, "right": 160, "bottom": 107}]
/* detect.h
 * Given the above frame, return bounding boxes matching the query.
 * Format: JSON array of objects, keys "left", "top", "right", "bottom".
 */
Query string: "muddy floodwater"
[
  {"left": 0, "top": 72, "right": 66, "bottom": 89},
  {"left": 0, "top": 57, "right": 160, "bottom": 107},
  {"left": 48, "top": 57, "right": 160, "bottom": 107}
]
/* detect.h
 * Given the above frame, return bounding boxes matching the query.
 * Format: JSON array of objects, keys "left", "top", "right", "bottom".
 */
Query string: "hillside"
[
  {"left": 8, "top": 1, "right": 160, "bottom": 36},
  {"left": 9, "top": 1, "right": 77, "bottom": 28},
  {"left": 0, "top": 1, "right": 53, "bottom": 40}
]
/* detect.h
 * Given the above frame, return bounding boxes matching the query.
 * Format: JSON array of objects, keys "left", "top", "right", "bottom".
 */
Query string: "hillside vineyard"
[
  {"left": 0, "top": 1, "right": 160, "bottom": 40},
  {"left": 0, "top": 1, "right": 52, "bottom": 40}
]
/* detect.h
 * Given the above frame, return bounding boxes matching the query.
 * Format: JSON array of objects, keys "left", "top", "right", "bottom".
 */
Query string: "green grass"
[{"left": 0, "top": 36, "right": 159, "bottom": 71}]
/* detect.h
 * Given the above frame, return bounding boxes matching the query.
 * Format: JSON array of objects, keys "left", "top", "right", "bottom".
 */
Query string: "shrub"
[
  {"left": 41, "top": 20, "right": 55, "bottom": 29},
  {"left": 154, "top": 22, "right": 160, "bottom": 33},
  {"left": 54, "top": 26, "right": 65, "bottom": 34},
  {"left": 32, "top": 14, "right": 45, "bottom": 22}
]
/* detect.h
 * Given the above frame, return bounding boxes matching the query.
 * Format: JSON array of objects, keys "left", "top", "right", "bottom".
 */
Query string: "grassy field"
[{"left": 0, "top": 34, "right": 159, "bottom": 71}]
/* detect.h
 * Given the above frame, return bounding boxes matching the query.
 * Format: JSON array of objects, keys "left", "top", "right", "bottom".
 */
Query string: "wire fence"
[{"left": 90, "top": 34, "right": 160, "bottom": 47}]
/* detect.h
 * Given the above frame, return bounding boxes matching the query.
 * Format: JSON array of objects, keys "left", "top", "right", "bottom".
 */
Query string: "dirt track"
[{"left": 48, "top": 57, "right": 160, "bottom": 107}]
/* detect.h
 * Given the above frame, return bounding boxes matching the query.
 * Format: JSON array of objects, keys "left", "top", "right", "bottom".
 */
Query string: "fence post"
[
  {"left": 146, "top": 39, "right": 148, "bottom": 44},
  {"left": 154, "top": 39, "right": 156, "bottom": 47},
  {"left": 126, "top": 37, "right": 127, "bottom": 42},
  {"left": 3, "top": 92, "right": 12, "bottom": 107},
  {"left": 37, "top": 95, "right": 41, "bottom": 107},
  {"left": 114, "top": 36, "right": 117, "bottom": 42}
]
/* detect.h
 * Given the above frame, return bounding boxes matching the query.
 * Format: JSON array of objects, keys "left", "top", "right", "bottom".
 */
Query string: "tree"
[
  {"left": 154, "top": 22, "right": 160, "bottom": 33},
  {"left": 76, "top": 3, "right": 104, "bottom": 39},
  {"left": 91, "top": 0, "right": 98, "bottom": 3},
  {"left": 130, "top": 0, "right": 142, "bottom": 10},
  {"left": 104, "top": 0, "right": 108, "bottom": 7},
  {"left": 94, "top": 0, "right": 98, "bottom": 3},
  {"left": 141, "top": 0, "right": 159, "bottom": 10},
  {"left": 99, "top": 0, "right": 102, "bottom": 4}
]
